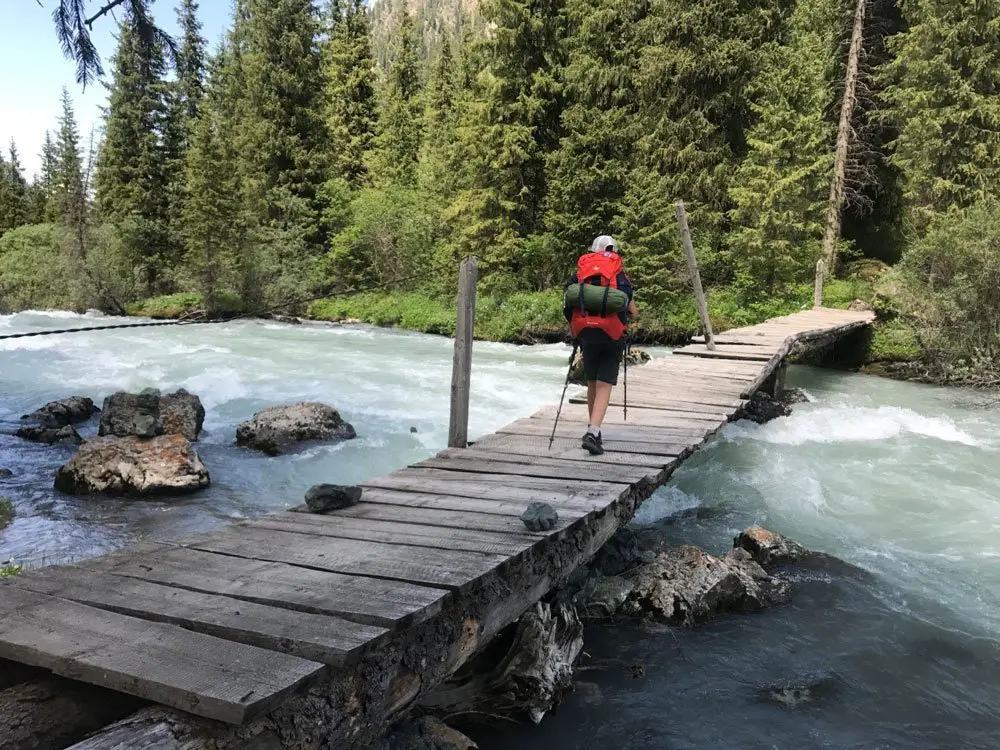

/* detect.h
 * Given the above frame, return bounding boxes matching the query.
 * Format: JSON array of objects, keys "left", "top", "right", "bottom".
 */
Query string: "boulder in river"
[
  {"left": 305, "top": 484, "right": 362, "bottom": 512},
  {"left": 734, "top": 526, "right": 811, "bottom": 568},
  {"left": 15, "top": 424, "right": 83, "bottom": 446},
  {"left": 620, "top": 545, "right": 790, "bottom": 624},
  {"left": 0, "top": 469, "right": 12, "bottom": 479},
  {"left": 742, "top": 391, "right": 792, "bottom": 424},
  {"left": 54, "top": 434, "right": 210, "bottom": 496},
  {"left": 99, "top": 388, "right": 205, "bottom": 441},
  {"left": 236, "top": 402, "right": 356, "bottom": 456},
  {"left": 20, "top": 396, "right": 99, "bottom": 427}
]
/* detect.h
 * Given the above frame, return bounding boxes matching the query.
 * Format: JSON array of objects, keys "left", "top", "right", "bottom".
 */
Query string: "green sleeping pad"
[{"left": 564, "top": 282, "right": 629, "bottom": 314}]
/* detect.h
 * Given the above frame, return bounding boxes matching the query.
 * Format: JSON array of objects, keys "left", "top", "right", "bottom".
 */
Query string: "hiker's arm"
[{"left": 628, "top": 300, "right": 638, "bottom": 318}]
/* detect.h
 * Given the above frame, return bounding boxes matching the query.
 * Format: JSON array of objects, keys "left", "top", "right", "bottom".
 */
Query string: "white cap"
[{"left": 591, "top": 235, "right": 617, "bottom": 253}]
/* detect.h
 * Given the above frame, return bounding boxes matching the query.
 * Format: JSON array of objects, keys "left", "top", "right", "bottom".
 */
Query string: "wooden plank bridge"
[{"left": 0, "top": 306, "right": 874, "bottom": 749}]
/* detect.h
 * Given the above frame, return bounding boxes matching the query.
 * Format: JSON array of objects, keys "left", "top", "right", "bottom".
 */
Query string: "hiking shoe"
[{"left": 582, "top": 432, "right": 604, "bottom": 455}]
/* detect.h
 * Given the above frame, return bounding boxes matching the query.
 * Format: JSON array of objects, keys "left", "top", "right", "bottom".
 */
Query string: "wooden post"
[
  {"left": 813, "top": 259, "right": 825, "bottom": 308},
  {"left": 675, "top": 201, "right": 715, "bottom": 351},
  {"left": 449, "top": 256, "right": 478, "bottom": 448}
]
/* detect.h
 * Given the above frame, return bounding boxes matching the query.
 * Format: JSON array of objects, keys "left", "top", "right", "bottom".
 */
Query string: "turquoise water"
[{"left": 3, "top": 311, "right": 1000, "bottom": 749}]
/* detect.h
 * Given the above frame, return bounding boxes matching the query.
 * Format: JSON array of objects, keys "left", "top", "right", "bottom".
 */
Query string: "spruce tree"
[
  {"left": 39, "top": 131, "right": 60, "bottom": 222},
  {"left": 418, "top": 35, "right": 459, "bottom": 201},
  {"left": 448, "top": 0, "right": 565, "bottom": 276},
  {"left": 95, "top": 3, "right": 171, "bottom": 293},
  {"left": 882, "top": 0, "right": 1000, "bottom": 226},
  {"left": 727, "top": 0, "right": 842, "bottom": 295},
  {"left": 367, "top": 8, "right": 423, "bottom": 186},
  {"left": 54, "top": 88, "right": 86, "bottom": 232},
  {"left": 323, "top": 0, "right": 378, "bottom": 187},
  {"left": 0, "top": 141, "right": 29, "bottom": 235},
  {"left": 544, "top": 0, "right": 648, "bottom": 266}
]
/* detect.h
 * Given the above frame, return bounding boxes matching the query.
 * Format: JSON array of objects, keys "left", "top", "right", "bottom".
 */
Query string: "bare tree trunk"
[{"left": 820, "top": 0, "right": 868, "bottom": 275}]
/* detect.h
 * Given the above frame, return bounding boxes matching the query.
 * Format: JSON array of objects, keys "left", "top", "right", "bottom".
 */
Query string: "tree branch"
[{"left": 84, "top": 0, "right": 129, "bottom": 30}]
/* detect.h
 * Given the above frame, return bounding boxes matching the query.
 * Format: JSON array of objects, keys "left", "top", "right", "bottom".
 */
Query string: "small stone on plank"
[
  {"left": 521, "top": 502, "right": 558, "bottom": 532},
  {"left": 305, "top": 484, "right": 363, "bottom": 513}
]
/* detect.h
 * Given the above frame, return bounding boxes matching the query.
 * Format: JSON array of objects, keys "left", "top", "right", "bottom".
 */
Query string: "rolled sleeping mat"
[{"left": 563, "top": 282, "right": 629, "bottom": 314}]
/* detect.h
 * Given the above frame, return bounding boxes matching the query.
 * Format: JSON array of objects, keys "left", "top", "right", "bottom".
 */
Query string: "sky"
[{"left": 0, "top": 1, "right": 233, "bottom": 179}]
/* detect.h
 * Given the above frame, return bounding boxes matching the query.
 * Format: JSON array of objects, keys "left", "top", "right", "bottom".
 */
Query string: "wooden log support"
[
  {"left": 813, "top": 259, "right": 825, "bottom": 308},
  {"left": 449, "top": 256, "right": 478, "bottom": 448},
  {"left": 675, "top": 201, "right": 715, "bottom": 351}
]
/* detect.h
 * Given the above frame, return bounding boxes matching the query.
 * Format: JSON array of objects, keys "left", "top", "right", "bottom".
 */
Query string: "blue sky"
[{"left": 0, "top": 1, "right": 233, "bottom": 179}]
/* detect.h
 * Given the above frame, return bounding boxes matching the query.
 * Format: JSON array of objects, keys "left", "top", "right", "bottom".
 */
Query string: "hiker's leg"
[
  {"left": 587, "top": 380, "right": 597, "bottom": 419},
  {"left": 590, "top": 381, "right": 613, "bottom": 426}
]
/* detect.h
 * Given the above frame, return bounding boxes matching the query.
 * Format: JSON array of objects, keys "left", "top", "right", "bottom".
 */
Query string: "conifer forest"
[{"left": 1, "top": 0, "right": 999, "bottom": 371}]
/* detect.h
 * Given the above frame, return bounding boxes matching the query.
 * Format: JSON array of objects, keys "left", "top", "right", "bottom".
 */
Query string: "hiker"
[{"left": 563, "top": 235, "right": 637, "bottom": 455}]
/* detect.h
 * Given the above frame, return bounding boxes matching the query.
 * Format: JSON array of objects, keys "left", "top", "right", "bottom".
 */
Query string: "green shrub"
[
  {"left": 127, "top": 291, "right": 244, "bottom": 319},
  {"left": 0, "top": 497, "right": 13, "bottom": 529},
  {"left": 0, "top": 223, "right": 71, "bottom": 312},
  {"left": 869, "top": 320, "right": 923, "bottom": 362}
]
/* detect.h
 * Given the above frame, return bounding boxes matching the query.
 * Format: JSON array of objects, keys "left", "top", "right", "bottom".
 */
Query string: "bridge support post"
[
  {"left": 675, "top": 201, "right": 715, "bottom": 351},
  {"left": 764, "top": 362, "right": 787, "bottom": 399},
  {"left": 813, "top": 259, "right": 825, "bottom": 308},
  {"left": 449, "top": 256, "right": 478, "bottom": 448}
]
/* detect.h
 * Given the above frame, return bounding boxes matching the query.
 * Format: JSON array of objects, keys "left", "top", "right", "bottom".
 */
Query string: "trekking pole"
[
  {"left": 549, "top": 341, "right": 579, "bottom": 451},
  {"left": 623, "top": 338, "right": 629, "bottom": 421}
]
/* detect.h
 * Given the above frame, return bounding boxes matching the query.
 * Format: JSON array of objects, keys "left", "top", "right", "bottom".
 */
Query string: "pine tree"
[
  {"left": 95, "top": 3, "right": 171, "bottom": 293},
  {"left": 367, "top": 8, "right": 423, "bottom": 186},
  {"left": 418, "top": 35, "right": 459, "bottom": 200},
  {"left": 882, "top": 0, "right": 1000, "bottom": 227},
  {"left": 323, "top": 0, "right": 378, "bottom": 187},
  {"left": 176, "top": 0, "right": 207, "bottom": 124},
  {"left": 544, "top": 0, "right": 648, "bottom": 267},
  {"left": 0, "top": 141, "right": 29, "bottom": 234},
  {"left": 38, "top": 130, "right": 60, "bottom": 222},
  {"left": 447, "top": 0, "right": 565, "bottom": 277},
  {"left": 727, "top": 0, "right": 842, "bottom": 295}
]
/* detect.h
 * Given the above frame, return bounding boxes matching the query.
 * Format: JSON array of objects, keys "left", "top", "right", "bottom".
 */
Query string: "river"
[{"left": 2, "top": 311, "right": 999, "bottom": 749}]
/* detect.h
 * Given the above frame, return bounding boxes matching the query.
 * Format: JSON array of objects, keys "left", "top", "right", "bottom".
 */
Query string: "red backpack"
[{"left": 569, "top": 251, "right": 627, "bottom": 340}]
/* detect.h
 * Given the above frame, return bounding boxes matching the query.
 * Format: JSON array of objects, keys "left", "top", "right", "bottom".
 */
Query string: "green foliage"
[
  {"left": 869, "top": 319, "right": 922, "bottom": 362},
  {"left": 0, "top": 141, "right": 29, "bottom": 236},
  {"left": 0, "top": 562, "right": 22, "bottom": 578},
  {"left": 324, "top": 0, "right": 378, "bottom": 186},
  {"left": 0, "top": 224, "right": 71, "bottom": 312},
  {"left": 310, "top": 292, "right": 456, "bottom": 334},
  {"left": 127, "top": 291, "right": 244, "bottom": 319},
  {"left": 883, "top": 202, "right": 1000, "bottom": 356},
  {"left": 0, "top": 497, "right": 14, "bottom": 530},
  {"left": 727, "top": 0, "right": 841, "bottom": 296},
  {"left": 881, "top": 0, "right": 1000, "bottom": 229}
]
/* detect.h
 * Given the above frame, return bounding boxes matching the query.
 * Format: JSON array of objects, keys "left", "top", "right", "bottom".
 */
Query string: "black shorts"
[{"left": 579, "top": 330, "right": 625, "bottom": 385}]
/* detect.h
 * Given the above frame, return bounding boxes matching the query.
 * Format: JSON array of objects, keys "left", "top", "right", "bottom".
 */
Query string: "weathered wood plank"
[
  {"left": 531, "top": 404, "right": 726, "bottom": 430},
  {"left": 565, "top": 396, "right": 734, "bottom": 418},
  {"left": 0, "top": 585, "right": 324, "bottom": 724},
  {"left": 436, "top": 446, "right": 670, "bottom": 471},
  {"left": 388, "top": 466, "right": 631, "bottom": 494},
  {"left": 416, "top": 453, "right": 656, "bottom": 485},
  {"left": 360, "top": 474, "right": 614, "bottom": 510},
  {"left": 351, "top": 488, "right": 593, "bottom": 520},
  {"left": 293, "top": 499, "right": 578, "bottom": 535},
  {"left": 672, "top": 347, "right": 777, "bottom": 362},
  {"left": 468, "top": 434, "right": 685, "bottom": 463},
  {"left": 7, "top": 567, "right": 387, "bottom": 667},
  {"left": 249, "top": 513, "right": 538, "bottom": 556},
  {"left": 84, "top": 546, "right": 446, "bottom": 629},
  {"left": 496, "top": 419, "right": 711, "bottom": 448},
  {"left": 184, "top": 525, "right": 510, "bottom": 591}
]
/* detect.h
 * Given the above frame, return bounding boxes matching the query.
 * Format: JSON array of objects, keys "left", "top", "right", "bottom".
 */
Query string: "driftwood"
[
  {"left": 64, "top": 490, "right": 641, "bottom": 750},
  {"left": 0, "top": 676, "right": 143, "bottom": 750},
  {"left": 420, "top": 602, "right": 584, "bottom": 726}
]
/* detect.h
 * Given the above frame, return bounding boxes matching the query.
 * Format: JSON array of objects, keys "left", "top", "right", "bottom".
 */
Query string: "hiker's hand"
[{"left": 628, "top": 301, "right": 638, "bottom": 318}]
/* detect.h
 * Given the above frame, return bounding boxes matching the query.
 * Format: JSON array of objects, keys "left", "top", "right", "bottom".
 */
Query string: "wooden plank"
[
  {"left": 8, "top": 567, "right": 386, "bottom": 667},
  {"left": 469, "top": 433, "right": 687, "bottom": 461},
  {"left": 0, "top": 585, "right": 323, "bottom": 724},
  {"left": 361, "top": 472, "right": 616, "bottom": 511},
  {"left": 387, "top": 466, "right": 631, "bottom": 493},
  {"left": 351, "top": 488, "right": 592, "bottom": 520},
  {"left": 416, "top": 453, "right": 656, "bottom": 485},
  {"left": 531, "top": 404, "right": 726, "bottom": 430},
  {"left": 85, "top": 546, "right": 446, "bottom": 629},
  {"left": 249, "top": 514, "right": 538, "bottom": 556},
  {"left": 496, "top": 418, "right": 710, "bottom": 446},
  {"left": 566, "top": 397, "right": 733, "bottom": 418},
  {"left": 294, "top": 498, "right": 580, "bottom": 535},
  {"left": 672, "top": 347, "right": 776, "bottom": 362},
  {"left": 184, "top": 525, "right": 509, "bottom": 592},
  {"left": 436, "top": 446, "right": 669, "bottom": 471}
]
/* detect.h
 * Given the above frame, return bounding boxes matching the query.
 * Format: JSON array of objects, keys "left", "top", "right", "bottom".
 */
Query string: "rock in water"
[
  {"left": 21, "top": 396, "right": 99, "bottom": 427},
  {"left": 158, "top": 389, "right": 206, "bottom": 441},
  {"left": 99, "top": 389, "right": 162, "bottom": 439},
  {"left": 16, "top": 425, "right": 83, "bottom": 446},
  {"left": 734, "top": 526, "right": 811, "bottom": 568},
  {"left": 522, "top": 502, "right": 558, "bottom": 532},
  {"left": 0, "top": 469, "right": 13, "bottom": 479},
  {"left": 305, "top": 484, "right": 362, "bottom": 512},
  {"left": 54, "top": 435, "right": 210, "bottom": 496},
  {"left": 569, "top": 346, "right": 651, "bottom": 385},
  {"left": 236, "top": 402, "right": 357, "bottom": 456},
  {"left": 99, "top": 388, "right": 205, "bottom": 441},
  {"left": 622, "top": 545, "right": 789, "bottom": 624},
  {"left": 743, "top": 391, "right": 792, "bottom": 424}
]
